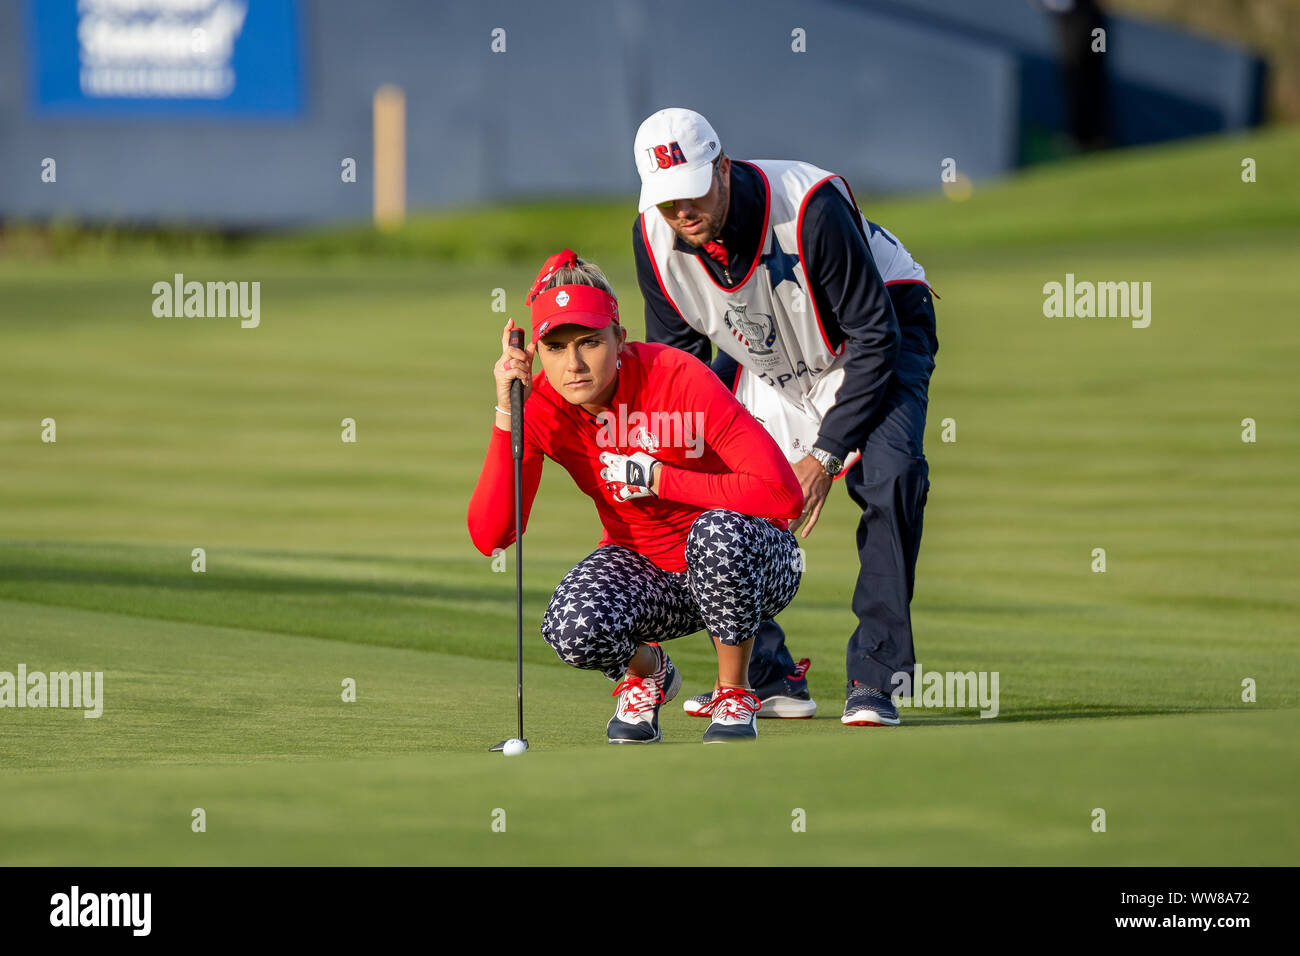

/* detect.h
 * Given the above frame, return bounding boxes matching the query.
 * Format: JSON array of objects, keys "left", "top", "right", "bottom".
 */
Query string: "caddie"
[{"left": 631, "top": 107, "right": 939, "bottom": 726}]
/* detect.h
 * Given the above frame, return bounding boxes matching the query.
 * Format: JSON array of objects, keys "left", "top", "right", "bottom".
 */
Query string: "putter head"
[{"left": 488, "top": 738, "right": 529, "bottom": 753}]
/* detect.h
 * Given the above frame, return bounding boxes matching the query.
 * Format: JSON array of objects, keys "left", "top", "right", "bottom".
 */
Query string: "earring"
[{"left": 616, "top": 358, "right": 622, "bottom": 369}]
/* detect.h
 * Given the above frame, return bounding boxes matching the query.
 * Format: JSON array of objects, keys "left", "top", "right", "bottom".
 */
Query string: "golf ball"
[{"left": 503, "top": 738, "right": 527, "bottom": 756}]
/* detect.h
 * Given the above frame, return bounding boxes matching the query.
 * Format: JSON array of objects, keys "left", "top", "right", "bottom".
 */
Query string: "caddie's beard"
[
  {"left": 680, "top": 217, "right": 719, "bottom": 247},
  {"left": 676, "top": 177, "right": 730, "bottom": 247}
]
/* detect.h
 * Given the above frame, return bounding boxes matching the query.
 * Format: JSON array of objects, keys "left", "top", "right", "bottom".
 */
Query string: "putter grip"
[{"left": 508, "top": 328, "right": 524, "bottom": 460}]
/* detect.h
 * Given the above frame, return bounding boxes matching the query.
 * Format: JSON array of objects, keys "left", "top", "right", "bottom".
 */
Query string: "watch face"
[{"left": 813, "top": 448, "right": 842, "bottom": 475}]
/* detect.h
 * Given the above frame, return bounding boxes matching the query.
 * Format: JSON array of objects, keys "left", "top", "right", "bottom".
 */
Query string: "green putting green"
[{"left": 1, "top": 127, "right": 1297, "bottom": 864}]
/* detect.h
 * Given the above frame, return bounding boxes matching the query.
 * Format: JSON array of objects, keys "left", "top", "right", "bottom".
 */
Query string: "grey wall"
[
  {"left": 0, "top": 0, "right": 1260, "bottom": 228},
  {"left": 0, "top": 0, "right": 1017, "bottom": 226}
]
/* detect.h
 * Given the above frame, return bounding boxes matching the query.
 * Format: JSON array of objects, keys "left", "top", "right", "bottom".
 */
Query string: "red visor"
[{"left": 530, "top": 284, "right": 620, "bottom": 344}]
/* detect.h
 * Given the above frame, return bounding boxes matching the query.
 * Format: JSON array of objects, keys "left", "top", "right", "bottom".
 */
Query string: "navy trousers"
[{"left": 749, "top": 282, "right": 937, "bottom": 693}]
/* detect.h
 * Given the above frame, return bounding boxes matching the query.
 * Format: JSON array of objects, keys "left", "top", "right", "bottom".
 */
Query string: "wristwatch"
[{"left": 810, "top": 447, "right": 844, "bottom": 477}]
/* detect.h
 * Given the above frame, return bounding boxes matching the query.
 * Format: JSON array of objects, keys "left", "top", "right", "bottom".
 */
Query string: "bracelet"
[{"left": 494, "top": 405, "right": 510, "bottom": 416}]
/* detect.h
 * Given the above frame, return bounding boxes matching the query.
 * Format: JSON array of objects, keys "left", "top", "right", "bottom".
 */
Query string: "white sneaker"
[
  {"left": 606, "top": 645, "right": 681, "bottom": 744},
  {"left": 685, "top": 659, "right": 817, "bottom": 719},
  {"left": 702, "top": 687, "right": 761, "bottom": 743},
  {"left": 683, "top": 692, "right": 714, "bottom": 717}
]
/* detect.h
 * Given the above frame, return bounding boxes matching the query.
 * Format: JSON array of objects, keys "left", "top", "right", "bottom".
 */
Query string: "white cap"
[{"left": 633, "top": 107, "right": 722, "bottom": 213}]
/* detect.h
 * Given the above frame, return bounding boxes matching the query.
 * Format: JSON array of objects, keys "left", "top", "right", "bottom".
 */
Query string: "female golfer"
[{"left": 468, "top": 250, "right": 804, "bottom": 744}]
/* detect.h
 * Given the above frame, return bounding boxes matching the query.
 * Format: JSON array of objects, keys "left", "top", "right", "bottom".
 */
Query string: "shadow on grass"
[
  {"left": 0, "top": 551, "right": 548, "bottom": 607},
  {"left": 0, "top": 542, "right": 565, "bottom": 662},
  {"left": 823, "top": 704, "right": 1249, "bottom": 726}
]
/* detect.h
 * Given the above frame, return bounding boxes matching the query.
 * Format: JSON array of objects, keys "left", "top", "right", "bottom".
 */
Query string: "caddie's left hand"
[
  {"left": 599, "top": 450, "right": 659, "bottom": 502},
  {"left": 788, "top": 454, "right": 833, "bottom": 539}
]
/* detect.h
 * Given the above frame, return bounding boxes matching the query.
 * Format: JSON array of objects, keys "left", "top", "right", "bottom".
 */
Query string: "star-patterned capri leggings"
[{"left": 540, "top": 509, "right": 803, "bottom": 680}]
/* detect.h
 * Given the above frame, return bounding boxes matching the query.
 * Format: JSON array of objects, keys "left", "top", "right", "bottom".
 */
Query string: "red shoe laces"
[
  {"left": 612, "top": 676, "right": 664, "bottom": 716},
  {"left": 704, "top": 687, "right": 761, "bottom": 718},
  {"left": 787, "top": 658, "right": 811, "bottom": 681}
]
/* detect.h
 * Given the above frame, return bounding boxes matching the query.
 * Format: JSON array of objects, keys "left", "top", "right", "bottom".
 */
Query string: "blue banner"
[{"left": 27, "top": 0, "right": 304, "bottom": 117}]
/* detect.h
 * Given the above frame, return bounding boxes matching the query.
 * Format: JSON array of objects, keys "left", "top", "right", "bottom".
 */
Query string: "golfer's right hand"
[{"left": 494, "top": 318, "right": 536, "bottom": 410}]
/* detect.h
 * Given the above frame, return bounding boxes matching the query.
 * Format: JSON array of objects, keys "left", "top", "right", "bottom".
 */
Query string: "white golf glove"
[{"left": 599, "top": 451, "right": 659, "bottom": 502}]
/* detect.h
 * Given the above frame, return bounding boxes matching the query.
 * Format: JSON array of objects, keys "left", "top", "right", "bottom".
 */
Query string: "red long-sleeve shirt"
[{"left": 467, "top": 341, "right": 803, "bottom": 573}]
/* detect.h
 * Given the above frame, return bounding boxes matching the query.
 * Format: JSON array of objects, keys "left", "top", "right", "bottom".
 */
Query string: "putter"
[{"left": 490, "top": 326, "right": 529, "bottom": 754}]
